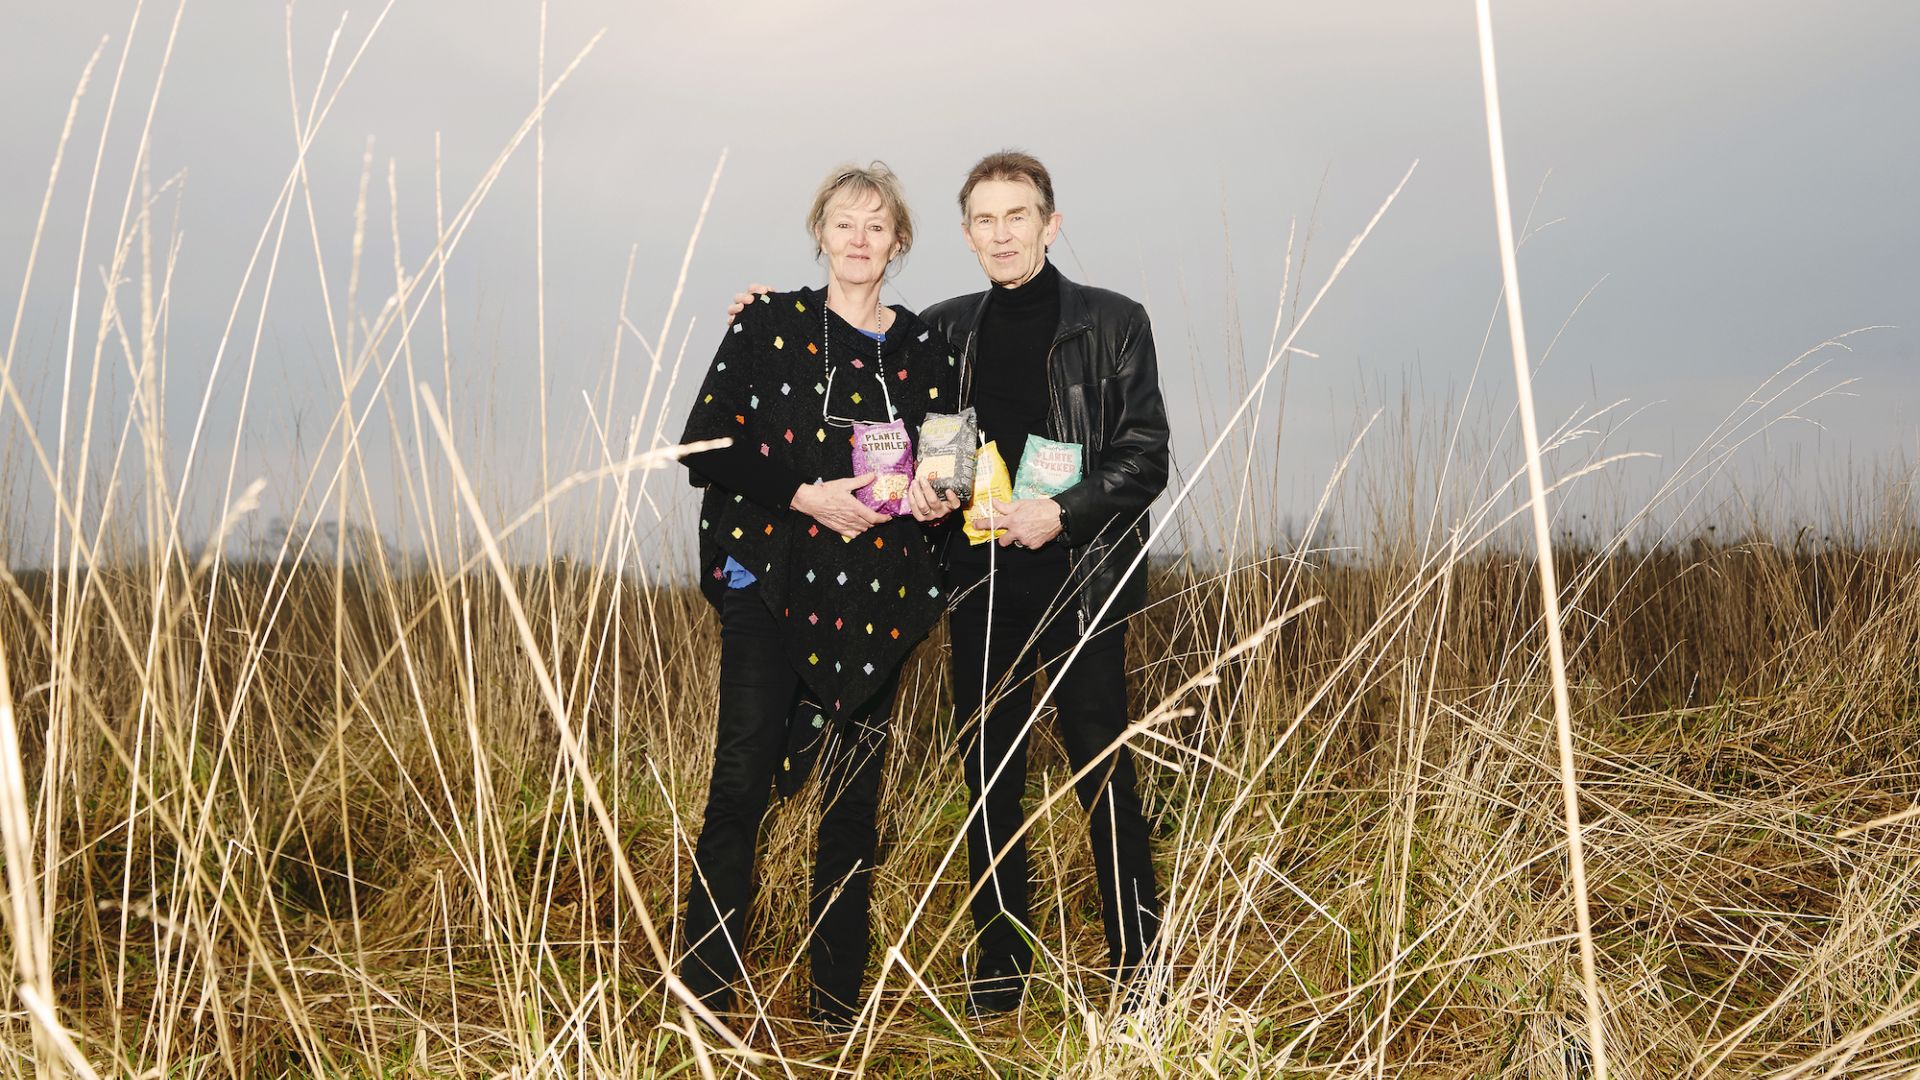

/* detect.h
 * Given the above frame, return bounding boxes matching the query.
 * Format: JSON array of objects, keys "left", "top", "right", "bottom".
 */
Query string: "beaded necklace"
[{"left": 820, "top": 294, "right": 896, "bottom": 426}]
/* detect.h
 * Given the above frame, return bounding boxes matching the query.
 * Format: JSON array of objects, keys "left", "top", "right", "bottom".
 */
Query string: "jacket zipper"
[
  {"left": 1043, "top": 326, "right": 1090, "bottom": 440},
  {"left": 1043, "top": 338, "right": 1064, "bottom": 440},
  {"left": 960, "top": 329, "right": 977, "bottom": 406}
]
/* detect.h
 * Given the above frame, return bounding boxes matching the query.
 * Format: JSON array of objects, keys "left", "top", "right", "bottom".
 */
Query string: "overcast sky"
[{"left": 2, "top": 1, "right": 1915, "bottom": 564}]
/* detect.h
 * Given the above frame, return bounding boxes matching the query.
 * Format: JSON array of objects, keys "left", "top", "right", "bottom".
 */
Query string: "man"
[
  {"left": 728, "top": 150, "right": 1170, "bottom": 1014},
  {"left": 913, "top": 151, "right": 1168, "bottom": 1014}
]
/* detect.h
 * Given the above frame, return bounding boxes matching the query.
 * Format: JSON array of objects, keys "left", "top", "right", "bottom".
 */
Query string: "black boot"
[
  {"left": 678, "top": 982, "right": 736, "bottom": 1039},
  {"left": 678, "top": 964, "right": 735, "bottom": 1020},
  {"left": 1112, "top": 953, "right": 1167, "bottom": 1016},
  {"left": 810, "top": 985, "right": 858, "bottom": 1033},
  {"left": 967, "top": 960, "right": 1027, "bottom": 1016}
]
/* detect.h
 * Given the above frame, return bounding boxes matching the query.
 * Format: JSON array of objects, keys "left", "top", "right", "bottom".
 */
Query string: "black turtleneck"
[
  {"left": 975, "top": 259, "right": 1060, "bottom": 478},
  {"left": 955, "top": 259, "right": 1067, "bottom": 572}
]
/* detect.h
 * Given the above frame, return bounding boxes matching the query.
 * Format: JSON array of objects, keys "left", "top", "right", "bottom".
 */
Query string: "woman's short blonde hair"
[{"left": 805, "top": 162, "right": 913, "bottom": 264}]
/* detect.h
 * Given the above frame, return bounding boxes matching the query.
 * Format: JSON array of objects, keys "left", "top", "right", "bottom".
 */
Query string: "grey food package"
[
  {"left": 914, "top": 408, "right": 978, "bottom": 502},
  {"left": 1011, "top": 435, "right": 1084, "bottom": 500}
]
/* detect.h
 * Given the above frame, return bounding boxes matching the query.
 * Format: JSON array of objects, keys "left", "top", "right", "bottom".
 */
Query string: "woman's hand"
[
  {"left": 793, "top": 473, "right": 889, "bottom": 538},
  {"left": 907, "top": 474, "right": 963, "bottom": 523}
]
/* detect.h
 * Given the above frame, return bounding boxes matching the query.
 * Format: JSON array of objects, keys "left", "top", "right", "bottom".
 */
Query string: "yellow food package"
[{"left": 965, "top": 441, "right": 1013, "bottom": 545}]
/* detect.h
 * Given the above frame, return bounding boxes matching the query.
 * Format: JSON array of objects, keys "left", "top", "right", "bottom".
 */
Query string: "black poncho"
[{"left": 680, "top": 288, "right": 960, "bottom": 720}]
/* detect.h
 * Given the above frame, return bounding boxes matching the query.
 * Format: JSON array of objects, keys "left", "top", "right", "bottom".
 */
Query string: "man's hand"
[
  {"left": 725, "top": 283, "right": 775, "bottom": 324},
  {"left": 792, "top": 474, "right": 889, "bottom": 539},
  {"left": 907, "top": 474, "right": 963, "bottom": 523},
  {"left": 969, "top": 498, "right": 1063, "bottom": 549}
]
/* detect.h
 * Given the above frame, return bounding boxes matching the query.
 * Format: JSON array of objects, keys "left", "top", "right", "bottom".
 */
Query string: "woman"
[{"left": 675, "top": 163, "right": 957, "bottom": 1029}]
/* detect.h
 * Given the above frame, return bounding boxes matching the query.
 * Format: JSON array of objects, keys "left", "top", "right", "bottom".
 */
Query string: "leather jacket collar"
[{"left": 949, "top": 265, "right": 1094, "bottom": 407}]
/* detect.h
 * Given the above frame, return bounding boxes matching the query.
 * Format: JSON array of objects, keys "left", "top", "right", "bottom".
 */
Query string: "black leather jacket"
[{"left": 922, "top": 268, "right": 1170, "bottom": 629}]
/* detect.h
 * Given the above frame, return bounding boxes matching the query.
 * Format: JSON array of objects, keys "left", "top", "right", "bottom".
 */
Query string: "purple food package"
[{"left": 852, "top": 419, "right": 914, "bottom": 516}]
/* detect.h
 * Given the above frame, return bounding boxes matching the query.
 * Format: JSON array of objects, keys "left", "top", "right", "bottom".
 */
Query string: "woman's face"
[{"left": 818, "top": 190, "right": 899, "bottom": 290}]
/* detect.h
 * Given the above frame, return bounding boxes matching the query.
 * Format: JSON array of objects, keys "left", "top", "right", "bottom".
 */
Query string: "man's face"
[{"left": 962, "top": 178, "right": 1061, "bottom": 288}]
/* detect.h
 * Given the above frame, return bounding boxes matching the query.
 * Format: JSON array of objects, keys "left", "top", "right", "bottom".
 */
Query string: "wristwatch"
[{"left": 1053, "top": 501, "right": 1072, "bottom": 544}]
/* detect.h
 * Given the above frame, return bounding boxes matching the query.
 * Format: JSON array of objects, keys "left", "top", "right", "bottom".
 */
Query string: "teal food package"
[
  {"left": 914, "top": 408, "right": 978, "bottom": 502},
  {"left": 1012, "top": 435, "right": 1083, "bottom": 500}
]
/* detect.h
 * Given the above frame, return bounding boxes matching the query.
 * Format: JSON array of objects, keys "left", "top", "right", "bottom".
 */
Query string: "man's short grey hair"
[{"left": 958, "top": 149, "right": 1056, "bottom": 219}]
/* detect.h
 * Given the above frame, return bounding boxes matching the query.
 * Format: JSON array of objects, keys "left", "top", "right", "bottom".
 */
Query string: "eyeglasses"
[{"left": 820, "top": 364, "right": 900, "bottom": 428}]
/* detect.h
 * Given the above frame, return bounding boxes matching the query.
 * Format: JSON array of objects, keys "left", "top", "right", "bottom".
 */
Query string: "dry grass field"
[{"left": 5, "top": 462, "right": 1920, "bottom": 1078}]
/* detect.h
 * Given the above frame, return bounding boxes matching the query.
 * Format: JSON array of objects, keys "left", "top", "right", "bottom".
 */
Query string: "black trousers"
[
  {"left": 948, "top": 558, "right": 1162, "bottom": 983},
  {"left": 679, "top": 585, "right": 895, "bottom": 1021}
]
